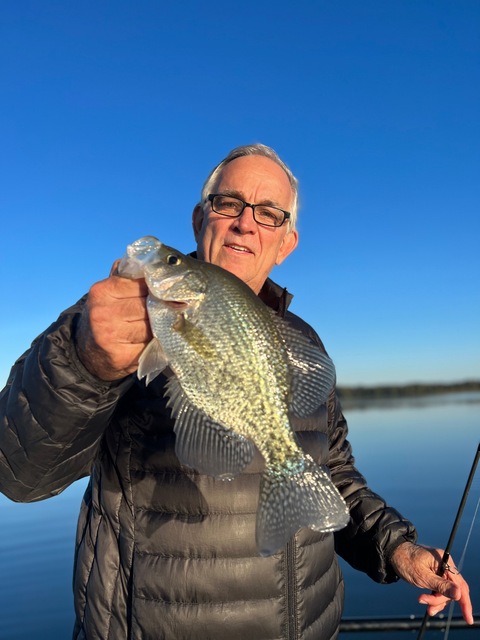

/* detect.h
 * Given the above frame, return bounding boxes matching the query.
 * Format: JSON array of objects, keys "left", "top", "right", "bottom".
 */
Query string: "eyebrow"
[{"left": 219, "top": 188, "right": 284, "bottom": 209}]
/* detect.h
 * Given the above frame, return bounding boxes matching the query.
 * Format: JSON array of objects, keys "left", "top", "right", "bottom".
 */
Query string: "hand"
[
  {"left": 390, "top": 541, "right": 473, "bottom": 625},
  {"left": 75, "top": 260, "right": 152, "bottom": 380}
]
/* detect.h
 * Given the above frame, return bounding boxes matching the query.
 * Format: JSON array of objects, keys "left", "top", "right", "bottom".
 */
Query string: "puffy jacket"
[{"left": 0, "top": 277, "right": 416, "bottom": 640}]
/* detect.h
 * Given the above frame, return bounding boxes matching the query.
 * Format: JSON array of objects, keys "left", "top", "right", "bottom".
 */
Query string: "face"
[{"left": 192, "top": 155, "right": 299, "bottom": 294}]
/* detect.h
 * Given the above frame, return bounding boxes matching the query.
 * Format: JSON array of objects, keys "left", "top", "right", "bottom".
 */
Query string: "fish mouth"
[{"left": 163, "top": 300, "right": 191, "bottom": 309}]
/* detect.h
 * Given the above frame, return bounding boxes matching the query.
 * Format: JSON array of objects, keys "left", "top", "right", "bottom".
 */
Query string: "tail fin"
[{"left": 256, "top": 455, "right": 350, "bottom": 556}]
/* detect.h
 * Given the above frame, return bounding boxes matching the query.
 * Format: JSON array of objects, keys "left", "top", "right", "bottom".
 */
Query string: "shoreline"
[{"left": 337, "top": 380, "right": 480, "bottom": 401}]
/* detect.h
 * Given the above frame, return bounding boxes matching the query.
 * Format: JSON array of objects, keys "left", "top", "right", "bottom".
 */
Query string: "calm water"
[{"left": 0, "top": 393, "right": 478, "bottom": 639}]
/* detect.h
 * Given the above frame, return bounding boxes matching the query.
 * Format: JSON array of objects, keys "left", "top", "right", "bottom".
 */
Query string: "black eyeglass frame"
[{"left": 206, "top": 193, "right": 291, "bottom": 228}]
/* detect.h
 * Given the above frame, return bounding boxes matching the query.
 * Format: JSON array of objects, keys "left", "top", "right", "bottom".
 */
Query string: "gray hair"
[{"left": 200, "top": 143, "right": 299, "bottom": 231}]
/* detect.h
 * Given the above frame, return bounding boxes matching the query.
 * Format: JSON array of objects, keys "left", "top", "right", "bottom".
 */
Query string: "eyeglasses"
[{"left": 206, "top": 194, "right": 290, "bottom": 228}]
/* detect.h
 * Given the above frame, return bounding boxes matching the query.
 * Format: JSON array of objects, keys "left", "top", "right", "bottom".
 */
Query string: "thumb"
[{"left": 110, "top": 259, "right": 122, "bottom": 277}]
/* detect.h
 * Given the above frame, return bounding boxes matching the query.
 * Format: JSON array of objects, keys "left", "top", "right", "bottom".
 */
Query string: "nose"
[{"left": 233, "top": 204, "right": 257, "bottom": 233}]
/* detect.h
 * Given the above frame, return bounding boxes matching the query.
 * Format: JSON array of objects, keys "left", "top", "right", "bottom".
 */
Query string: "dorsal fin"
[{"left": 272, "top": 315, "right": 336, "bottom": 417}]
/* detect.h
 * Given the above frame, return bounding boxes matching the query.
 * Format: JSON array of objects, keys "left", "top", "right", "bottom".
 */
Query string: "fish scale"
[{"left": 118, "top": 236, "right": 350, "bottom": 555}]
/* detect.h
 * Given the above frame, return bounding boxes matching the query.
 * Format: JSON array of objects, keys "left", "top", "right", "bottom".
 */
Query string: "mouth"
[{"left": 224, "top": 243, "right": 254, "bottom": 255}]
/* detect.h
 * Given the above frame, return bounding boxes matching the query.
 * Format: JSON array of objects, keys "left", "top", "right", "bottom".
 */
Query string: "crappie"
[{"left": 118, "top": 236, "right": 349, "bottom": 555}]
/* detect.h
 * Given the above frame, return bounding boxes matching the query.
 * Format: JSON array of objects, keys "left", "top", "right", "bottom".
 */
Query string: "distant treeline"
[{"left": 337, "top": 380, "right": 480, "bottom": 400}]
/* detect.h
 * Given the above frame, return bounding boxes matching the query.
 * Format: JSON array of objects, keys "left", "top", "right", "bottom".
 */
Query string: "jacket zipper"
[{"left": 285, "top": 539, "right": 298, "bottom": 639}]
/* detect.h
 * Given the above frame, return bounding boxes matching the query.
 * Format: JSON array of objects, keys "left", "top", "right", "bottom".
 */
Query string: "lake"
[{"left": 0, "top": 392, "right": 478, "bottom": 639}]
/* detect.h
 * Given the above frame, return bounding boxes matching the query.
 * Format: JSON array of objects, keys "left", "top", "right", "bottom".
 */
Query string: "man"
[{"left": 0, "top": 144, "right": 472, "bottom": 639}]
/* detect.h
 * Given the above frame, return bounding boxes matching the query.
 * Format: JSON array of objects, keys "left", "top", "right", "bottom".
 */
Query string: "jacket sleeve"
[
  {"left": 327, "top": 390, "right": 417, "bottom": 583},
  {"left": 0, "top": 299, "right": 134, "bottom": 503}
]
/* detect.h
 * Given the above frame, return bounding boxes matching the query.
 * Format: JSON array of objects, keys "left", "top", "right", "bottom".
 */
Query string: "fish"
[{"left": 118, "top": 236, "right": 350, "bottom": 555}]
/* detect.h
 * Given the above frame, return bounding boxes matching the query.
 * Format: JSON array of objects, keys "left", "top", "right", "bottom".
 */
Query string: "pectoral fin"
[{"left": 138, "top": 338, "right": 170, "bottom": 385}]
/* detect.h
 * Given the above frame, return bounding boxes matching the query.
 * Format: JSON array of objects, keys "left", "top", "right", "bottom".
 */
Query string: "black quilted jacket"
[{"left": 0, "top": 278, "right": 416, "bottom": 640}]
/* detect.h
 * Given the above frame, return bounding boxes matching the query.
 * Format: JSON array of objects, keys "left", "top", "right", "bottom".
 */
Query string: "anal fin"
[{"left": 256, "top": 454, "right": 349, "bottom": 556}]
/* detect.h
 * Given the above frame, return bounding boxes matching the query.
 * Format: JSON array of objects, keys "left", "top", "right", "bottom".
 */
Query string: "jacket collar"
[{"left": 258, "top": 278, "right": 293, "bottom": 318}]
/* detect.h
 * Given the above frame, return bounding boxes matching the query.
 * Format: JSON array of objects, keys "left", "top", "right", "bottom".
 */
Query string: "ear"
[
  {"left": 192, "top": 204, "right": 204, "bottom": 242},
  {"left": 275, "top": 229, "right": 299, "bottom": 266}
]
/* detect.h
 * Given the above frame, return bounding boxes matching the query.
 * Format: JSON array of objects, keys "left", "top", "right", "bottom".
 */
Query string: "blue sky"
[{"left": 1, "top": 0, "right": 479, "bottom": 386}]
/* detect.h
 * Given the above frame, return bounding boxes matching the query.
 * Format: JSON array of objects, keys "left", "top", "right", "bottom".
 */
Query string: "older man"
[{"left": 0, "top": 144, "right": 472, "bottom": 639}]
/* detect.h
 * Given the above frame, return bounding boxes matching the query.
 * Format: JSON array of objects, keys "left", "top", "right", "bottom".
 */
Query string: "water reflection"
[{"left": 340, "top": 392, "right": 480, "bottom": 639}]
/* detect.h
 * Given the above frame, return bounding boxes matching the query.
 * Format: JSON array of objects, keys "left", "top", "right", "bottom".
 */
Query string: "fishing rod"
[{"left": 417, "top": 442, "right": 480, "bottom": 639}]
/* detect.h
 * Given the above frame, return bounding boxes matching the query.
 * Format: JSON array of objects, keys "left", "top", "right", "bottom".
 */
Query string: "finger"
[
  {"left": 437, "top": 567, "right": 472, "bottom": 606},
  {"left": 424, "top": 597, "right": 474, "bottom": 625},
  {"left": 431, "top": 578, "right": 461, "bottom": 601},
  {"left": 110, "top": 259, "right": 122, "bottom": 276},
  {"left": 459, "top": 601, "right": 475, "bottom": 626},
  {"left": 419, "top": 588, "right": 474, "bottom": 625},
  {"left": 109, "top": 259, "right": 149, "bottom": 293},
  {"left": 419, "top": 591, "right": 448, "bottom": 605},
  {"left": 118, "top": 318, "right": 153, "bottom": 345},
  {"left": 453, "top": 577, "right": 474, "bottom": 625},
  {"left": 98, "top": 273, "right": 149, "bottom": 300},
  {"left": 418, "top": 592, "right": 456, "bottom": 622}
]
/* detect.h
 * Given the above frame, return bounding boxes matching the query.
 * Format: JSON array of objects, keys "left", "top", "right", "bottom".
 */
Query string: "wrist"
[{"left": 388, "top": 535, "right": 419, "bottom": 578}]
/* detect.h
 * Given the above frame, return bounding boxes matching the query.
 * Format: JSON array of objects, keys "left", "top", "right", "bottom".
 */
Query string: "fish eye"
[{"left": 166, "top": 254, "right": 181, "bottom": 265}]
